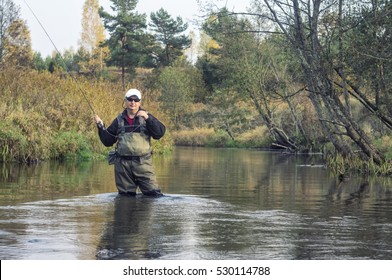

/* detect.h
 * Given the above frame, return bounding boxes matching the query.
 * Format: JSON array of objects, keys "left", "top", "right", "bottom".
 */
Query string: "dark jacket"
[{"left": 97, "top": 109, "right": 166, "bottom": 147}]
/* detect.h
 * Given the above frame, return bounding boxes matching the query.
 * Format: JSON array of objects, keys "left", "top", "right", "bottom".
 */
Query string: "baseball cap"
[{"left": 125, "top": 89, "right": 142, "bottom": 100}]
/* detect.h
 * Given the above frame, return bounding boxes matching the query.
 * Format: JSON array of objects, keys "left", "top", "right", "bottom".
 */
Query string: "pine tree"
[
  {"left": 99, "top": 0, "right": 147, "bottom": 89},
  {"left": 149, "top": 8, "right": 191, "bottom": 67}
]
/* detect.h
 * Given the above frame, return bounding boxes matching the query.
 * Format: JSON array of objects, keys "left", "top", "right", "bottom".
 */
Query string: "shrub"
[
  {"left": 51, "top": 131, "right": 93, "bottom": 160},
  {"left": 0, "top": 120, "right": 28, "bottom": 162}
]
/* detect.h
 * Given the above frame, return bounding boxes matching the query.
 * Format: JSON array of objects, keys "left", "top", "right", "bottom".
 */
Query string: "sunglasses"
[{"left": 126, "top": 96, "right": 141, "bottom": 102}]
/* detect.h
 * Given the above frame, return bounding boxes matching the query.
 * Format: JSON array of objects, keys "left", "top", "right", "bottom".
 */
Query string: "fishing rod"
[{"left": 23, "top": 0, "right": 97, "bottom": 116}]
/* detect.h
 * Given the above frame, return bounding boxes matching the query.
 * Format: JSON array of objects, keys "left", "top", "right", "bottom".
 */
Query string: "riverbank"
[
  {"left": 1, "top": 68, "right": 391, "bottom": 176},
  {"left": 0, "top": 68, "right": 173, "bottom": 162}
]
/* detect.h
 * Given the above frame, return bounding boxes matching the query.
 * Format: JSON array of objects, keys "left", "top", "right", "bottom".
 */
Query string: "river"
[{"left": 0, "top": 147, "right": 391, "bottom": 259}]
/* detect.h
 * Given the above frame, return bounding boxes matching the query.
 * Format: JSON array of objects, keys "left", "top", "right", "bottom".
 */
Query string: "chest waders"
[
  {"left": 113, "top": 113, "right": 162, "bottom": 196},
  {"left": 116, "top": 114, "right": 151, "bottom": 157}
]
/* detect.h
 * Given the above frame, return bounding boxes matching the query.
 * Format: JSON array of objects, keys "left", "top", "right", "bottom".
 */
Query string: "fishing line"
[{"left": 23, "top": 0, "right": 96, "bottom": 115}]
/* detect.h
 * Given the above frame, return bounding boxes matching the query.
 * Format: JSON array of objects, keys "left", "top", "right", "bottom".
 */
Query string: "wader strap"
[
  {"left": 117, "top": 113, "right": 147, "bottom": 135},
  {"left": 117, "top": 114, "right": 125, "bottom": 135}
]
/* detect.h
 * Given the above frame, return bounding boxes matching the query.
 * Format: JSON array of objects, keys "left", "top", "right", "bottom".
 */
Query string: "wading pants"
[{"left": 114, "top": 155, "right": 162, "bottom": 196}]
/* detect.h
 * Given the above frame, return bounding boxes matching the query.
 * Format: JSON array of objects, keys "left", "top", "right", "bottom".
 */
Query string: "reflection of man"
[
  {"left": 96, "top": 196, "right": 159, "bottom": 259},
  {"left": 94, "top": 89, "right": 165, "bottom": 196}
]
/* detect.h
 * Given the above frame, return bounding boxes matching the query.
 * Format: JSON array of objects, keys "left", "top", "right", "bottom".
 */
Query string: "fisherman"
[{"left": 94, "top": 89, "right": 165, "bottom": 196}]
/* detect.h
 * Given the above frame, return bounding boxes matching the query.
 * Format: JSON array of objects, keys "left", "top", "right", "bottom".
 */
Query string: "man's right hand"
[{"left": 94, "top": 114, "right": 103, "bottom": 126}]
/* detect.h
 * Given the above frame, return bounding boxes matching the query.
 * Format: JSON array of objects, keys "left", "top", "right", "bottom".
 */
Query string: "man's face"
[{"left": 125, "top": 95, "right": 141, "bottom": 112}]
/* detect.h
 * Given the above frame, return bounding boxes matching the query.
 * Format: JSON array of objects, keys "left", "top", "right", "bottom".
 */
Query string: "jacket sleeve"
[
  {"left": 145, "top": 113, "right": 166, "bottom": 140},
  {"left": 97, "top": 118, "right": 118, "bottom": 147}
]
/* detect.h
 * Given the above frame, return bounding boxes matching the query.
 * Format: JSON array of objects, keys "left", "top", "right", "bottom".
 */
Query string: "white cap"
[{"left": 125, "top": 88, "right": 142, "bottom": 100}]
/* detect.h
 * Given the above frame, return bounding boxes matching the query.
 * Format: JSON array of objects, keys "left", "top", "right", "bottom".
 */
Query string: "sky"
[{"left": 13, "top": 0, "right": 253, "bottom": 57}]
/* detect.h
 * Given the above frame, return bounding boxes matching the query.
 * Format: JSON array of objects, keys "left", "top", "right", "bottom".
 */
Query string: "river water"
[{"left": 0, "top": 147, "right": 391, "bottom": 260}]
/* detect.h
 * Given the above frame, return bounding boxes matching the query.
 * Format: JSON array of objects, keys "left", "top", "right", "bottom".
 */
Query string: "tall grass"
[
  {"left": 0, "top": 67, "right": 172, "bottom": 162},
  {"left": 173, "top": 128, "right": 238, "bottom": 147},
  {"left": 326, "top": 153, "right": 392, "bottom": 176},
  {"left": 172, "top": 126, "right": 272, "bottom": 148}
]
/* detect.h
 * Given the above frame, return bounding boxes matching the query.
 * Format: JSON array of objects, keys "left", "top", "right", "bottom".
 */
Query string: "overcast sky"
[{"left": 13, "top": 0, "right": 252, "bottom": 57}]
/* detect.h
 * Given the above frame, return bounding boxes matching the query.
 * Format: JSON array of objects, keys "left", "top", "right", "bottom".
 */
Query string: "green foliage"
[
  {"left": 151, "top": 131, "right": 174, "bottom": 155},
  {"left": 32, "top": 52, "right": 48, "bottom": 71},
  {"left": 343, "top": 0, "right": 392, "bottom": 106},
  {"left": 0, "top": 108, "right": 54, "bottom": 162},
  {"left": 201, "top": 8, "right": 257, "bottom": 91},
  {"left": 375, "top": 136, "right": 392, "bottom": 160},
  {"left": 51, "top": 131, "right": 93, "bottom": 160},
  {"left": 0, "top": 120, "right": 28, "bottom": 162},
  {"left": 157, "top": 59, "right": 206, "bottom": 127},
  {"left": 99, "top": 0, "right": 148, "bottom": 86}
]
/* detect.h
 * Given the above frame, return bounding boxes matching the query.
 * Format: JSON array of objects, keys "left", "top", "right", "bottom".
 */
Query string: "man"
[{"left": 94, "top": 88, "right": 165, "bottom": 196}]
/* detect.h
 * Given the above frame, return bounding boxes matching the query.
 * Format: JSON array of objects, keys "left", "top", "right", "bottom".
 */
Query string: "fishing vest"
[{"left": 115, "top": 113, "right": 151, "bottom": 157}]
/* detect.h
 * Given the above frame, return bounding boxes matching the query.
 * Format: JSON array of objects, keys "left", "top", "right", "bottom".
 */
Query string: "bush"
[
  {"left": 51, "top": 131, "right": 93, "bottom": 160},
  {"left": 0, "top": 120, "right": 28, "bottom": 162}
]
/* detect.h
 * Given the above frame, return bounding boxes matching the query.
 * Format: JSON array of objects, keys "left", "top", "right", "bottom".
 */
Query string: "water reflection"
[
  {"left": 97, "top": 195, "right": 158, "bottom": 259},
  {"left": 0, "top": 147, "right": 392, "bottom": 259},
  {"left": 0, "top": 161, "right": 116, "bottom": 205}
]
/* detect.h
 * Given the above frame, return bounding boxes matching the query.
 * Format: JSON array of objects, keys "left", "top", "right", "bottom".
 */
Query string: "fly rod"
[{"left": 23, "top": 0, "right": 97, "bottom": 116}]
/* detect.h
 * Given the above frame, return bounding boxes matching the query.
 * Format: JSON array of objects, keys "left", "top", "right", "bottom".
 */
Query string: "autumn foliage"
[{"left": 0, "top": 67, "right": 172, "bottom": 162}]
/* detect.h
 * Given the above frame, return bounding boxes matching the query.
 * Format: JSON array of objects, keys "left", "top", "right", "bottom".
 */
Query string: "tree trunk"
[
  {"left": 121, "top": 33, "right": 126, "bottom": 91},
  {"left": 264, "top": 0, "right": 385, "bottom": 164},
  {"left": 249, "top": 91, "right": 298, "bottom": 151}
]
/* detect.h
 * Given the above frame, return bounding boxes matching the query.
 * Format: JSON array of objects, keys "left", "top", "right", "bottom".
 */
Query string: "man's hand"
[
  {"left": 94, "top": 114, "right": 103, "bottom": 126},
  {"left": 137, "top": 110, "right": 149, "bottom": 120}
]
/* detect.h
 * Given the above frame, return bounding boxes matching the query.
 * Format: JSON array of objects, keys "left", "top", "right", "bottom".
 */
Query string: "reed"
[{"left": 326, "top": 153, "right": 392, "bottom": 176}]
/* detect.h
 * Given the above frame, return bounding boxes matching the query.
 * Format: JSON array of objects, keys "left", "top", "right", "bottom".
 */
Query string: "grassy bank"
[
  {"left": 0, "top": 68, "right": 173, "bottom": 162},
  {"left": 172, "top": 127, "right": 272, "bottom": 148}
]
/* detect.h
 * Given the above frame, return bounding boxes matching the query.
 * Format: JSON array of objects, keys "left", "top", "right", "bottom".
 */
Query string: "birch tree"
[
  {"left": 79, "top": 0, "right": 108, "bottom": 75},
  {"left": 2, "top": 19, "right": 32, "bottom": 67},
  {"left": 0, "top": 0, "right": 20, "bottom": 65}
]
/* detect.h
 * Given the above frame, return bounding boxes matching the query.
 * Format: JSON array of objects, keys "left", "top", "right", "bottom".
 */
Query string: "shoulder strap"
[
  {"left": 117, "top": 112, "right": 148, "bottom": 134},
  {"left": 117, "top": 113, "right": 125, "bottom": 135},
  {"left": 138, "top": 116, "right": 148, "bottom": 133}
]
